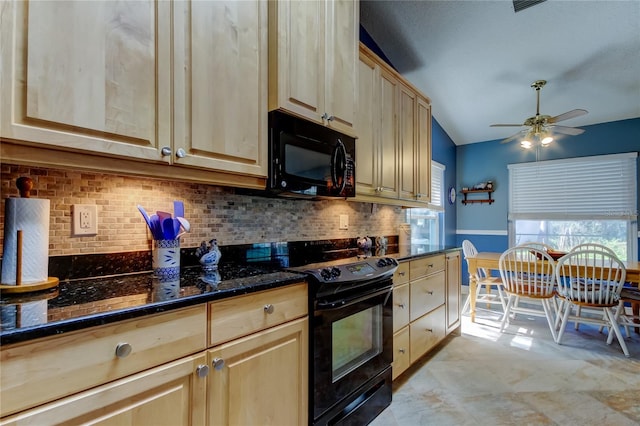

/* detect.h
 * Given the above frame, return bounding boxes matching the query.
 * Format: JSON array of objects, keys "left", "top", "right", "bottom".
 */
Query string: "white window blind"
[
  {"left": 508, "top": 152, "right": 637, "bottom": 220},
  {"left": 429, "top": 161, "right": 445, "bottom": 212}
]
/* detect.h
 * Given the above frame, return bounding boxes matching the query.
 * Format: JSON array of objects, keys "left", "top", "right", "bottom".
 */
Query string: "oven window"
[{"left": 332, "top": 305, "right": 382, "bottom": 382}]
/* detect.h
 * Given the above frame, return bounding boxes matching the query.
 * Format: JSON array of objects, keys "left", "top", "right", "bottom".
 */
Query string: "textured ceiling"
[{"left": 360, "top": 0, "right": 640, "bottom": 145}]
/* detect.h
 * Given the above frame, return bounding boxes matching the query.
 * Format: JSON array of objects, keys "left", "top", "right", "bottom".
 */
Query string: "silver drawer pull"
[
  {"left": 398, "top": 271, "right": 406, "bottom": 276},
  {"left": 425, "top": 328, "right": 433, "bottom": 333},
  {"left": 264, "top": 304, "right": 275, "bottom": 314},
  {"left": 115, "top": 343, "right": 132, "bottom": 358},
  {"left": 196, "top": 364, "right": 210, "bottom": 378},
  {"left": 426, "top": 290, "right": 433, "bottom": 295},
  {"left": 428, "top": 264, "right": 434, "bottom": 268},
  {"left": 398, "top": 303, "right": 405, "bottom": 309},
  {"left": 399, "top": 348, "right": 406, "bottom": 354},
  {"left": 212, "top": 357, "right": 225, "bottom": 371}
]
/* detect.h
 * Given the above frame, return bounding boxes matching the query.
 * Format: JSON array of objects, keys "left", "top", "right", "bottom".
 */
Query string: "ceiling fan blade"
[
  {"left": 500, "top": 130, "right": 526, "bottom": 144},
  {"left": 490, "top": 124, "right": 525, "bottom": 127},
  {"left": 550, "top": 125, "right": 585, "bottom": 136},
  {"left": 548, "top": 109, "right": 588, "bottom": 124}
]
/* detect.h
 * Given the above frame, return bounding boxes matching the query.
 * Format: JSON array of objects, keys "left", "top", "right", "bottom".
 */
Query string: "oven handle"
[{"left": 315, "top": 285, "right": 392, "bottom": 311}]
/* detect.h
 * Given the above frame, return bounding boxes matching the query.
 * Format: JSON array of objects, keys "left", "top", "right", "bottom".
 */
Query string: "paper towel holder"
[{"left": 0, "top": 177, "right": 59, "bottom": 294}]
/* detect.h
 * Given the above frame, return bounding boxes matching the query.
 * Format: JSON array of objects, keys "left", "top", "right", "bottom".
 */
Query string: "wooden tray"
[{"left": 0, "top": 277, "right": 59, "bottom": 294}]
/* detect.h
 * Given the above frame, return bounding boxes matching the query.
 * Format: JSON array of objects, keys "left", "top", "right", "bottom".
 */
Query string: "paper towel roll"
[
  {"left": 1, "top": 198, "right": 50, "bottom": 285},
  {"left": 399, "top": 223, "right": 411, "bottom": 247}
]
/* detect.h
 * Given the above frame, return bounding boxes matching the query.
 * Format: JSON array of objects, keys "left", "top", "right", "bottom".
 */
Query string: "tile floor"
[{"left": 371, "top": 308, "right": 640, "bottom": 426}]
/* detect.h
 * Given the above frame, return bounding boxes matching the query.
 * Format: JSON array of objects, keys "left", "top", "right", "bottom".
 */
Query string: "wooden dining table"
[{"left": 467, "top": 252, "right": 640, "bottom": 323}]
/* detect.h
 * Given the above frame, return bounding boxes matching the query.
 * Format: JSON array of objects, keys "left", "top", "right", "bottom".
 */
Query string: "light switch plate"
[
  {"left": 339, "top": 214, "right": 349, "bottom": 230},
  {"left": 73, "top": 204, "right": 98, "bottom": 236}
]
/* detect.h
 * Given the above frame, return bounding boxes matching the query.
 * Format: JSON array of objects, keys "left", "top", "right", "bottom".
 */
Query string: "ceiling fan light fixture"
[
  {"left": 520, "top": 140, "right": 533, "bottom": 149},
  {"left": 540, "top": 135, "right": 553, "bottom": 146}
]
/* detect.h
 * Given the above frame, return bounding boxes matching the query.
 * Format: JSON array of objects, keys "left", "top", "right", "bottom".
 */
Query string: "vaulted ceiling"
[{"left": 360, "top": 0, "right": 640, "bottom": 145}]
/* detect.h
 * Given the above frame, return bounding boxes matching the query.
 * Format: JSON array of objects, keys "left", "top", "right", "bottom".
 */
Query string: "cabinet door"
[
  {"left": 392, "top": 326, "right": 410, "bottom": 380},
  {"left": 208, "top": 317, "right": 308, "bottom": 426},
  {"left": 410, "top": 271, "right": 446, "bottom": 321},
  {"left": 416, "top": 96, "right": 432, "bottom": 203},
  {"left": 378, "top": 68, "right": 399, "bottom": 199},
  {"left": 393, "top": 283, "right": 410, "bottom": 332},
  {"left": 269, "top": 0, "right": 324, "bottom": 123},
  {"left": 355, "top": 53, "right": 379, "bottom": 197},
  {"left": 410, "top": 304, "right": 446, "bottom": 364},
  {"left": 0, "top": 354, "right": 207, "bottom": 426},
  {"left": 173, "top": 0, "right": 267, "bottom": 177},
  {"left": 446, "top": 251, "right": 462, "bottom": 333},
  {"left": 398, "top": 84, "right": 417, "bottom": 201},
  {"left": 323, "top": 0, "right": 358, "bottom": 134},
  {"left": 0, "top": 0, "right": 170, "bottom": 162}
]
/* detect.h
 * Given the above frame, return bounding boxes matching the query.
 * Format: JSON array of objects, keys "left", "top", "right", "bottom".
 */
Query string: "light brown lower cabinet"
[
  {"left": 0, "top": 354, "right": 208, "bottom": 425},
  {"left": 0, "top": 282, "right": 308, "bottom": 426},
  {"left": 207, "top": 317, "right": 308, "bottom": 425},
  {"left": 391, "top": 251, "right": 461, "bottom": 379}
]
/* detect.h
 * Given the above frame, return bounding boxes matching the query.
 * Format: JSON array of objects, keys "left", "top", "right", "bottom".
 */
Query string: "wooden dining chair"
[
  {"left": 498, "top": 246, "right": 558, "bottom": 341},
  {"left": 569, "top": 243, "right": 639, "bottom": 337},
  {"left": 554, "top": 249, "right": 629, "bottom": 357},
  {"left": 461, "top": 240, "right": 505, "bottom": 314}
]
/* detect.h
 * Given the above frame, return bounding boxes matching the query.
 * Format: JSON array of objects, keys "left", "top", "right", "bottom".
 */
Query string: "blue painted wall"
[{"left": 457, "top": 117, "right": 640, "bottom": 283}]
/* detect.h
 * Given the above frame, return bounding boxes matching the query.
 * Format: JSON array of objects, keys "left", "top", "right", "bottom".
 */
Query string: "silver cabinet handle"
[
  {"left": 264, "top": 304, "right": 275, "bottom": 314},
  {"left": 416, "top": 193, "right": 422, "bottom": 198},
  {"left": 326, "top": 115, "right": 335, "bottom": 122},
  {"left": 212, "top": 357, "right": 225, "bottom": 371},
  {"left": 398, "top": 348, "right": 406, "bottom": 354},
  {"left": 161, "top": 147, "right": 172, "bottom": 156},
  {"left": 425, "top": 328, "right": 433, "bottom": 333},
  {"left": 398, "top": 271, "right": 406, "bottom": 276},
  {"left": 115, "top": 343, "right": 132, "bottom": 358},
  {"left": 397, "top": 303, "right": 405, "bottom": 309},
  {"left": 196, "top": 364, "right": 210, "bottom": 378},
  {"left": 426, "top": 290, "right": 433, "bottom": 295},
  {"left": 175, "top": 148, "right": 186, "bottom": 158}
]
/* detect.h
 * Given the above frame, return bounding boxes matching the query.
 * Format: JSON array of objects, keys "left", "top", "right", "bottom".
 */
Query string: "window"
[
  {"left": 508, "top": 153, "right": 638, "bottom": 261},
  {"left": 406, "top": 161, "right": 445, "bottom": 246}
]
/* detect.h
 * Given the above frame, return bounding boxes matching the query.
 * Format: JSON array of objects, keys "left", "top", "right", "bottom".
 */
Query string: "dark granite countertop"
[
  {"left": 0, "top": 241, "right": 460, "bottom": 346},
  {"left": 0, "top": 267, "right": 305, "bottom": 345}
]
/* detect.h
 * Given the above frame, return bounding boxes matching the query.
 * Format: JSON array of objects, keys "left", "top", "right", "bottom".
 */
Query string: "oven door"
[{"left": 311, "top": 282, "right": 393, "bottom": 423}]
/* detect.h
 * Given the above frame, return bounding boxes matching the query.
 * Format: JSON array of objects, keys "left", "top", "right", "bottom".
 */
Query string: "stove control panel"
[{"left": 306, "top": 257, "right": 398, "bottom": 283}]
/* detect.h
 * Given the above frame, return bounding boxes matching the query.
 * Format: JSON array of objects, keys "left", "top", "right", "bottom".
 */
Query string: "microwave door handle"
[{"left": 331, "top": 139, "right": 347, "bottom": 194}]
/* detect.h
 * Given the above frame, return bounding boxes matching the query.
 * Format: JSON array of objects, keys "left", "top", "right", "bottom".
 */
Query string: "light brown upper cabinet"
[
  {"left": 355, "top": 52, "right": 400, "bottom": 200},
  {"left": 268, "top": 0, "right": 359, "bottom": 137},
  {"left": 355, "top": 44, "right": 432, "bottom": 207},
  {"left": 0, "top": 0, "right": 268, "bottom": 188}
]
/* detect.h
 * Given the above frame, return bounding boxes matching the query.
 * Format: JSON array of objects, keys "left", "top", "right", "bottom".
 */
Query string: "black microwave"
[{"left": 268, "top": 111, "right": 356, "bottom": 198}]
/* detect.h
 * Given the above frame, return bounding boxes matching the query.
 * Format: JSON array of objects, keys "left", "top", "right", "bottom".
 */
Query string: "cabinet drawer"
[
  {"left": 410, "top": 271, "right": 445, "bottom": 321},
  {"left": 393, "top": 261, "right": 410, "bottom": 285},
  {"left": 410, "top": 304, "right": 446, "bottom": 364},
  {"left": 393, "top": 283, "right": 410, "bottom": 332},
  {"left": 0, "top": 305, "right": 207, "bottom": 417},
  {"left": 392, "top": 326, "right": 410, "bottom": 380},
  {"left": 209, "top": 283, "right": 308, "bottom": 346},
  {"left": 410, "top": 254, "right": 445, "bottom": 279}
]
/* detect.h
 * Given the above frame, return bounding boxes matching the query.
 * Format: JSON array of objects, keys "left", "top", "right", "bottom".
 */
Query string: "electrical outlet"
[
  {"left": 339, "top": 214, "right": 349, "bottom": 230},
  {"left": 73, "top": 204, "right": 98, "bottom": 236}
]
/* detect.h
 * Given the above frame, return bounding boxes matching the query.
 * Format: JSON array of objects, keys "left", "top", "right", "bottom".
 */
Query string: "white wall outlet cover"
[{"left": 73, "top": 204, "right": 98, "bottom": 236}]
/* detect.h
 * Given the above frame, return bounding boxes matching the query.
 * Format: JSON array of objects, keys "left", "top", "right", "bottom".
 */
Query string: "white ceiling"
[{"left": 360, "top": 0, "right": 640, "bottom": 145}]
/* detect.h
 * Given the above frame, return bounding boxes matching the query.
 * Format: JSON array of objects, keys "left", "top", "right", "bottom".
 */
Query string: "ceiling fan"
[{"left": 491, "top": 80, "right": 588, "bottom": 147}]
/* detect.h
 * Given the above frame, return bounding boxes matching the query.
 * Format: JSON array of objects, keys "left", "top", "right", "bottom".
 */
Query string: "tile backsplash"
[{"left": 1, "top": 164, "right": 405, "bottom": 257}]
